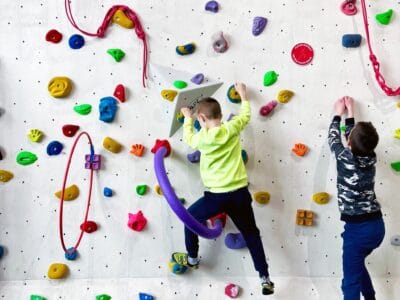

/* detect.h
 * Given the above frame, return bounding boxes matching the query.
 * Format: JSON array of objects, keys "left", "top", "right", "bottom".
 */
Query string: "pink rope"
[
  {"left": 360, "top": 0, "right": 400, "bottom": 96},
  {"left": 64, "top": 1, "right": 148, "bottom": 87}
]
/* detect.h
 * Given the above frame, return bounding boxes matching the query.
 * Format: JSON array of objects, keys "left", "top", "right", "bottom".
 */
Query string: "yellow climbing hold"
[
  {"left": 28, "top": 129, "right": 43, "bottom": 143},
  {"left": 312, "top": 192, "right": 330, "bottom": 205},
  {"left": 0, "top": 170, "right": 14, "bottom": 183},
  {"left": 155, "top": 184, "right": 163, "bottom": 195},
  {"left": 48, "top": 76, "right": 72, "bottom": 98},
  {"left": 397, "top": 101, "right": 400, "bottom": 108},
  {"left": 394, "top": 128, "right": 400, "bottom": 139},
  {"left": 253, "top": 191, "right": 270, "bottom": 204},
  {"left": 103, "top": 137, "right": 122, "bottom": 153},
  {"left": 47, "top": 263, "right": 68, "bottom": 279},
  {"left": 112, "top": 9, "right": 134, "bottom": 29},
  {"left": 55, "top": 184, "right": 79, "bottom": 201},
  {"left": 277, "top": 90, "right": 294, "bottom": 103},
  {"left": 161, "top": 90, "right": 178, "bottom": 102}
]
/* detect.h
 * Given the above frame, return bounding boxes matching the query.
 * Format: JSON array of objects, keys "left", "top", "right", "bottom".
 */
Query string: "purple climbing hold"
[
  {"left": 252, "top": 17, "right": 268, "bottom": 36},
  {"left": 227, "top": 113, "right": 236, "bottom": 121},
  {"left": 187, "top": 150, "right": 201, "bottom": 163},
  {"left": 205, "top": 1, "right": 219, "bottom": 13},
  {"left": 225, "top": 232, "right": 247, "bottom": 249},
  {"left": 212, "top": 31, "right": 229, "bottom": 53},
  {"left": 191, "top": 73, "right": 204, "bottom": 85}
]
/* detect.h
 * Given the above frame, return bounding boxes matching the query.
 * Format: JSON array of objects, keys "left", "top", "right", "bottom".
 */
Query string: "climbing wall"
[{"left": 0, "top": 0, "right": 399, "bottom": 299}]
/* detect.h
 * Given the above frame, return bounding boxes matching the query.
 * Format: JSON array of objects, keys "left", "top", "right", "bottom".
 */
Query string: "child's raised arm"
[{"left": 328, "top": 98, "right": 346, "bottom": 157}]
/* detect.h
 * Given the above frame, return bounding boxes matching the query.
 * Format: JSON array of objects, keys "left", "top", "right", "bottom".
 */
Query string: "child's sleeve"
[
  {"left": 226, "top": 100, "right": 251, "bottom": 135},
  {"left": 328, "top": 115, "right": 345, "bottom": 157},
  {"left": 344, "top": 117, "right": 355, "bottom": 141},
  {"left": 183, "top": 117, "right": 200, "bottom": 149}
]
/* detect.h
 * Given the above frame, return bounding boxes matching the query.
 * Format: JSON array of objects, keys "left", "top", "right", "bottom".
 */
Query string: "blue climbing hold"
[
  {"left": 241, "top": 149, "right": 248, "bottom": 164},
  {"left": 205, "top": 1, "right": 219, "bottom": 13},
  {"left": 194, "top": 119, "right": 201, "bottom": 131},
  {"left": 191, "top": 73, "right": 204, "bottom": 85},
  {"left": 342, "top": 34, "right": 362, "bottom": 48},
  {"left": 139, "top": 293, "right": 154, "bottom": 300},
  {"left": 187, "top": 150, "right": 201, "bottom": 163},
  {"left": 65, "top": 247, "right": 78, "bottom": 260},
  {"left": 47, "top": 141, "right": 63, "bottom": 156},
  {"left": 99, "top": 97, "right": 118, "bottom": 123},
  {"left": 103, "top": 187, "right": 113, "bottom": 197},
  {"left": 68, "top": 34, "right": 85, "bottom": 49},
  {"left": 0, "top": 245, "right": 4, "bottom": 258},
  {"left": 225, "top": 233, "right": 246, "bottom": 249}
]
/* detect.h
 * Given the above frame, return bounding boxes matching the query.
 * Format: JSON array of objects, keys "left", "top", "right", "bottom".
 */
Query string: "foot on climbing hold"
[
  {"left": 342, "top": 34, "right": 362, "bottom": 48},
  {"left": 46, "top": 141, "right": 63, "bottom": 156},
  {"left": 107, "top": 48, "right": 125, "bottom": 62},
  {"left": 47, "top": 263, "right": 68, "bottom": 279},
  {"left": 161, "top": 90, "right": 178, "bottom": 102},
  {"left": 127, "top": 210, "right": 147, "bottom": 231},
  {"left": 62, "top": 124, "right": 79, "bottom": 137},
  {"left": 96, "top": 294, "right": 111, "bottom": 300},
  {"left": 103, "top": 137, "right": 122, "bottom": 153},
  {"left": 191, "top": 73, "right": 204, "bottom": 85},
  {"left": 227, "top": 84, "right": 241, "bottom": 103},
  {"left": 68, "top": 34, "right": 85, "bottom": 49},
  {"left": 16, "top": 151, "right": 38, "bottom": 166},
  {"left": 340, "top": 0, "right": 357, "bottom": 16},
  {"left": 173, "top": 80, "right": 188, "bottom": 89},
  {"left": 80, "top": 220, "right": 98, "bottom": 233},
  {"left": 253, "top": 191, "right": 270, "bottom": 204},
  {"left": 312, "top": 192, "right": 330, "bottom": 204},
  {"left": 205, "top": 1, "right": 219, "bottom": 13},
  {"left": 292, "top": 143, "right": 308, "bottom": 157},
  {"left": 252, "top": 16, "right": 268, "bottom": 36},
  {"left": 65, "top": 247, "right": 78, "bottom": 261},
  {"left": 46, "top": 29, "right": 62, "bottom": 43},
  {"left": 0, "top": 170, "right": 13, "bottom": 183},
  {"left": 55, "top": 184, "right": 79, "bottom": 201},
  {"left": 113, "top": 84, "right": 126, "bottom": 102},
  {"left": 263, "top": 71, "right": 278, "bottom": 86},
  {"left": 99, "top": 97, "right": 118, "bottom": 123},
  {"left": 136, "top": 184, "right": 148, "bottom": 196},
  {"left": 187, "top": 150, "right": 201, "bottom": 163},
  {"left": 277, "top": 90, "right": 294, "bottom": 103},
  {"left": 48, "top": 76, "right": 72, "bottom": 98},
  {"left": 130, "top": 144, "right": 145, "bottom": 157},
  {"left": 28, "top": 129, "right": 43, "bottom": 142},
  {"left": 151, "top": 139, "right": 171, "bottom": 157},
  {"left": 376, "top": 9, "right": 393, "bottom": 25},
  {"left": 74, "top": 104, "right": 92, "bottom": 115},
  {"left": 225, "top": 233, "right": 246, "bottom": 250},
  {"left": 176, "top": 43, "right": 196, "bottom": 55},
  {"left": 112, "top": 9, "right": 135, "bottom": 29},
  {"left": 139, "top": 292, "right": 154, "bottom": 300},
  {"left": 212, "top": 31, "right": 228, "bottom": 53},
  {"left": 391, "top": 161, "right": 400, "bottom": 172},
  {"left": 259, "top": 101, "right": 277, "bottom": 117},
  {"left": 225, "top": 283, "right": 240, "bottom": 298}
]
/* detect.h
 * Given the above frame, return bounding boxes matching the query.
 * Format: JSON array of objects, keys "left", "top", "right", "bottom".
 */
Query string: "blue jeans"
[
  {"left": 185, "top": 187, "right": 270, "bottom": 277},
  {"left": 341, "top": 217, "right": 385, "bottom": 300}
]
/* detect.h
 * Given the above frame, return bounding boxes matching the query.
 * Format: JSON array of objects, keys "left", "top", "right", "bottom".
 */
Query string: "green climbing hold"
[
  {"left": 179, "top": 198, "right": 186, "bottom": 205},
  {"left": 30, "top": 296, "right": 46, "bottom": 300},
  {"left": 74, "top": 104, "right": 92, "bottom": 115},
  {"left": 96, "top": 295, "right": 111, "bottom": 300},
  {"left": 263, "top": 70, "right": 278, "bottom": 86},
  {"left": 340, "top": 125, "right": 347, "bottom": 133},
  {"left": 136, "top": 184, "right": 148, "bottom": 196},
  {"left": 16, "top": 151, "right": 38, "bottom": 166},
  {"left": 391, "top": 161, "right": 400, "bottom": 172},
  {"left": 375, "top": 9, "right": 393, "bottom": 25},
  {"left": 107, "top": 48, "right": 125, "bottom": 62},
  {"left": 173, "top": 80, "right": 188, "bottom": 89}
]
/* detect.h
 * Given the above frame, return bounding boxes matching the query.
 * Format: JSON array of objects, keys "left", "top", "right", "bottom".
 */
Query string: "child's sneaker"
[
  {"left": 171, "top": 252, "right": 199, "bottom": 269},
  {"left": 260, "top": 276, "right": 274, "bottom": 295}
]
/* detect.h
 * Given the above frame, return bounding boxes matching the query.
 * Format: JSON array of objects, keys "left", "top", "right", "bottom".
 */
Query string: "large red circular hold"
[
  {"left": 46, "top": 29, "right": 63, "bottom": 43},
  {"left": 291, "top": 43, "right": 314, "bottom": 65}
]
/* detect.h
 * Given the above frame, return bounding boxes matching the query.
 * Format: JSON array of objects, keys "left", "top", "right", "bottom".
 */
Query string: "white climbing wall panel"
[{"left": 0, "top": 0, "right": 399, "bottom": 299}]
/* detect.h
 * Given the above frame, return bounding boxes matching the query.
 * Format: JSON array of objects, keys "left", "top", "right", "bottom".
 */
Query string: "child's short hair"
[
  {"left": 196, "top": 97, "right": 222, "bottom": 120},
  {"left": 349, "top": 122, "right": 379, "bottom": 156}
]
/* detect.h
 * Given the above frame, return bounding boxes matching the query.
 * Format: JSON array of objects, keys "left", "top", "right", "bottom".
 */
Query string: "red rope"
[
  {"left": 64, "top": 1, "right": 148, "bottom": 87},
  {"left": 59, "top": 132, "right": 94, "bottom": 255},
  {"left": 360, "top": 0, "right": 400, "bottom": 96}
]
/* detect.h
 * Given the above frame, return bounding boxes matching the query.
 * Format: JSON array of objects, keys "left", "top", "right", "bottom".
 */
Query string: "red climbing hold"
[
  {"left": 128, "top": 210, "right": 147, "bottom": 232},
  {"left": 113, "top": 84, "right": 126, "bottom": 102},
  {"left": 80, "top": 220, "right": 98, "bottom": 233},
  {"left": 210, "top": 212, "right": 227, "bottom": 228},
  {"left": 62, "top": 124, "right": 80, "bottom": 137},
  {"left": 291, "top": 43, "right": 314, "bottom": 65},
  {"left": 45, "top": 29, "right": 63, "bottom": 43},
  {"left": 151, "top": 139, "right": 171, "bottom": 157}
]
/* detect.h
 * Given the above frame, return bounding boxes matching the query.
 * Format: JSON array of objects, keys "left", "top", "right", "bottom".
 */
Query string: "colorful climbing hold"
[
  {"left": 136, "top": 184, "right": 148, "bottom": 196},
  {"left": 154, "top": 184, "right": 163, "bottom": 195},
  {"left": 253, "top": 191, "right": 270, "bottom": 205},
  {"left": 191, "top": 73, "right": 204, "bottom": 85},
  {"left": 375, "top": 9, "right": 393, "bottom": 25},
  {"left": 225, "top": 283, "right": 240, "bottom": 298},
  {"left": 74, "top": 104, "right": 92, "bottom": 115},
  {"left": 113, "top": 84, "right": 126, "bottom": 102},
  {"left": 263, "top": 71, "right": 278, "bottom": 86},
  {"left": 291, "top": 43, "right": 314, "bottom": 65},
  {"left": 241, "top": 149, "right": 248, "bottom": 164},
  {"left": 139, "top": 292, "right": 154, "bottom": 300},
  {"left": 177, "top": 111, "right": 185, "bottom": 123},
  {"left": 161, "top": 89, "right": 178, "bottom": 102},
  {"left": 179, "top": 198, "right": 186, "bottom": 205},
  {"left": 46, "top": 141, "right": 63, "bottom": 156},
  {"left": 342, "top": 34, "right": 362, "bottom": 48},
  {"left": 99, "top": 97, "right": 118, "bottom": 123},
  {"left": 292, "top": 143, "right": 308, "bottom": 157},
  {"left": 30, "top": 295, "right": 46, "bottom": 300},
  {"left": 127, "top": 210, "right": 147, "bottom": 231},
  {"left": 130, "top": 144, "right": 145, "bottom": 157},
  {"left": 62, "top": 124, "right": 80, "bottom": 137},
  {"left": 227, "top": 85, "right": 241, "bottom": 103},
  {"left": 112, "top": 9, "right": 135, "bottom": 29},
  {"left": 45, "top": 29, "right": 62, "bottom": 43},
  {"left": 64, "top": 247, "right": 78, "bottom": 261},
  {"left": 96, "top": 294, "right": 111, "bottom": 300},
  {"left": 103, "top": 137, "right": 122, "bottom": 153},
  {"left": 391, "top": 161, "right": 400, "bottom": 172},
  {"left": 225, "top": 233, "right": 246, "bottom": 250},
  {"left": 194, "top": 119, "right": 201, "bottom": 131},
  {"left": 168, "top": 258, "right": 188, "bottom": 274},
  {"left": 103, "top": 187, "right": 113, "bottom": 197},
  {"left": 397, "top": 101, "right": 400, "bottom": 108},
  {"left": 0, "top": 170, "right": 13, "bottom": 183},
  {"left": 340, "top": 125, "right": 347, "bottom": 133},
  {"left": 48, "top": 76, "right": 72, "bottom": 98},
  {"left": 277, "top": 90, "right": 294, "bottom": 103},
  {"left": 391, "top": 235, "right": 400, "bottom": 246},
  {"left": 312, "top": 192, "right": 330, "bottom": 204},
  {"left": 16, "top": 151, "right": 38, "bottom": 166},
  {"left": 107, "top": 48, "right": 125, "bottom": 62},
  {"left": 47, "top": 263, "right": 68, "bottom": 279},
  {"left": 212, "top": 31, "right": 229, "bottom": 53},
  {"left": 173, "top": 80, "right": 188, "bottom": 89},
  {"left": 252, "top": 16, "right": 268, "bottom": 36},
  {"left": 80, "top": 220, "right": 98, "bottom": 233},
  {"left": 187, "top": 150, "right": 201, "bottom": 163},
  {"left": 210, "top": 212, "right": 227, "bottom": 228},
  {"left": 394, "top": 129, "right": 400, "bottom": 139},
  {"left": 259, "top": 101, "right": 277, "bottom": 117},
  {"left": 176, "top": 43, "right": 196, "bottom": 55},
  {"left": 55, "top": 184, "right": 80, "bottom": 201},
  {"left": 340, "top": 0, "right": 357, "bottom": 16},
  {"left": 28, "top": 129, "right": 43, "bottom": 142},
  {"left": 296, "top": 209, "right": 314, "bottom": 226},
  {"left": 85, "top": 154, "right": 101, "bottom": 170},
  {"left": 68, "top": 34, "right": 85, "bottom": 49},
  {"left": 151, "top": 139, "right": 171, "bottom": 157},
  {"left": 205, "top": 1, "right": 219, "bottom": 13}
]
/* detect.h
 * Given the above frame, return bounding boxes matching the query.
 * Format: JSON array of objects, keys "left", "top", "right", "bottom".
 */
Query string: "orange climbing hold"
[
  {"left": 292, "top": 143, "right": 308, "bottom": 157},
  {"left": 296, "top": 209, "right": 314, "bottom": 226},
  {"left": 130, "top": 144, "right": 145, "bottom": 157}
]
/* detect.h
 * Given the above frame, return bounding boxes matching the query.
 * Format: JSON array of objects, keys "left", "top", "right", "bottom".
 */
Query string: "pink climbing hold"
[
  {"left": 151, "top": 139, "right": 171, "bottom": 157},
  {"left": 127, "top": 210, "right": 147, "bottom": 232},
  {"left": 80, "top": 220, "right": 98, "bottom": 233},
  {"left": 62, "top": 124, "right": 80, "bottom": 137},
  {"left": 259, "top": 100, "right": 277, "bottom": 116},
  {"left": 113, "top": 84, "right": 126, "bottom": 102},
  {"left": 341, "top": 0, "right": 357, "bottom": 16},
  {"left": 225, "top": 283, "right": 240, "bottom": 298}
]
